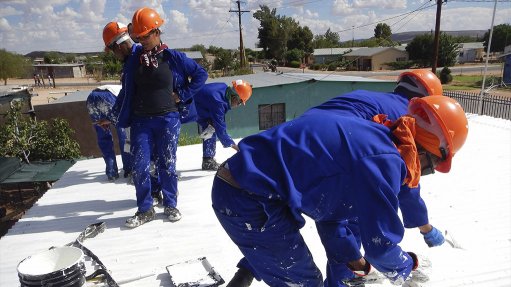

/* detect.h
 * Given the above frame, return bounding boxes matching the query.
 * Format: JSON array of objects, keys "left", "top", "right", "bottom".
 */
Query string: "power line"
[{"left": 333, "top": 2, "right": 438, "bottom": 35}]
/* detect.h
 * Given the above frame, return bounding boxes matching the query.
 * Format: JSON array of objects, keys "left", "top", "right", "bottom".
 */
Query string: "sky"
[
  {"left": 0, "top": 0, "right": 510, "bottom": 55},
  {"left": 0, "top": 112, "right": 510, "bottom": 286}
]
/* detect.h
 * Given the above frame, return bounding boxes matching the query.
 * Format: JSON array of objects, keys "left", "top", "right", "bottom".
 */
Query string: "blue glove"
[{"left": 422, "top": 226, "right": 445, "bottom": 247}]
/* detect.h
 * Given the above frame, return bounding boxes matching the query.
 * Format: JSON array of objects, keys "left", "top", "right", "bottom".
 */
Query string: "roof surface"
[{"left": 0, "top": 115, "right": 510, "bottom": 287}]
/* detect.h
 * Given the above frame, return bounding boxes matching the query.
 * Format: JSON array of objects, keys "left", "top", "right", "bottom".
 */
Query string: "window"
[
  {"left": 258, "top": 103, "right": 285, "bottom": 130},
  {"left": 396, "top": 57, "right": 407, "bottom": 62}
]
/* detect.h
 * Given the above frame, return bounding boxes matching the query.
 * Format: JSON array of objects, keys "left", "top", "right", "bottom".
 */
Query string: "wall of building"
[
  {"left": 182, "top": 80, "right": 396, "bottom": 139},
  {"left": 34, "top": 101, "right": 111, "bottom": 158},
  {"left": 372, "top": 50, "right": 409, "bottom": 70}
]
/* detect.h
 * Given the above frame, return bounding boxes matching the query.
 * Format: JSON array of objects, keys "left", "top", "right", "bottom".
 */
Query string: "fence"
[{"left": 444, "top": 91, "right": 511, "bottom": 120}]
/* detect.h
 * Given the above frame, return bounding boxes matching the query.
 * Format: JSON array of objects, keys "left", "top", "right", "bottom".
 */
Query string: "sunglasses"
[{"left": 136, "top": 30, "right": 156, "bottom": 42}]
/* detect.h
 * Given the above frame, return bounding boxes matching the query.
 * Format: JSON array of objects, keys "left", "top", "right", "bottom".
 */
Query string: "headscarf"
[{"left": 373, "top": 114, "right": 421, "bottom": 188}]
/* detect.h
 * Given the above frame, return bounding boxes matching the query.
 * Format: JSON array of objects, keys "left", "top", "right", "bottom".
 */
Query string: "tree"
[
  {"left": 483, "top": 23, "right": 511, "bottom": 53},
  {"left": 374, "top": 23, "right": 392, "bottom": 40},
  {"left": 44, "top": 52, "right": 62, "bottom": 64},
  {"left": 313, "top": 28, "right": 341, "bottom": 48},
  {"left": 406, "top": 32, "right": 458, "bottom": 67},
  {"left": 0, "top": 100, "right": 80, "bottom": 163},
  {"left": 212, "top": 48, "right": 236, "bottom": 75},
  {"left": 253, "top": 5, "right": 308, "bottom": 62},
  {"left": 0, "top": 49, "right": 30, "bottom": 85}
]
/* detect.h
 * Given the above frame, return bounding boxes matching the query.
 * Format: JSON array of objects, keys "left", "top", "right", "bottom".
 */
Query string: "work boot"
[
  {"left": 202, "top": 157, "right": 220, "bottom": 171},
  {"left": 226, "top": 267, "right": 254, "bottom": 287},
  {"left": 125, "top": 207, "right": 155, "bottom": 228},
  {"left": 164, "top": 207, "right": 182, "bottom": 222}
]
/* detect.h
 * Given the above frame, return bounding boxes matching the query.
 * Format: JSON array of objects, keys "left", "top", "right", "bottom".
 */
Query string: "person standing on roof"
[
  {"left": 195, "top": 80, "right": 253, "bottom": 170},
  {"left": 86, "top": 85, "right": 132, "bottom": 181},
  {"left": 213, "top": 95, "right": 468, "bottom": 287},
  {"left": 110, "top": 7, "right": 207, "bottom": 228}
]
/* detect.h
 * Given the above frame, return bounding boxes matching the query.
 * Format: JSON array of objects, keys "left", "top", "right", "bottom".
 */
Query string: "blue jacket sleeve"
[
  {"left": 398, "top": 185, "right": 429, "bottom": 228},
  {"left": 352, "top": 155, "right": 414, "bottom": 283},
  {"left": 169, "top": 50, "right": 208, "bottom": 103},
  {"left": 210, "top": 100, "right": 234, "bottom": 147}
]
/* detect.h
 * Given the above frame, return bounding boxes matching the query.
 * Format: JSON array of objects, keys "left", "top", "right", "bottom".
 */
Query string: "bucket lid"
[{"left": 17, "top": 246, "right": 84, "bottom": 276}]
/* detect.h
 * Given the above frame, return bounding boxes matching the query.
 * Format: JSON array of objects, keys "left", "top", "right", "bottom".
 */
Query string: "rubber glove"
[{"left": 422, "top": 226, "right": 445, "bottom": 247}]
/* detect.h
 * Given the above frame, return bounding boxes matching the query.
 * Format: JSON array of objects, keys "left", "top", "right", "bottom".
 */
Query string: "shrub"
[
  {"left": 0, "top": 100, "right": 80, "bottom": 163},
  {"left": 440, "top": 67, "right": 453, "bottom": 84}
]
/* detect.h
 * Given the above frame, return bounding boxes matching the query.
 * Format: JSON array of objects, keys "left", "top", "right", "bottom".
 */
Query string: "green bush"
[
  {"left": 327, "top": 63, "right": 337, "bottom": 71},
  {"left": 0, "top": 100, "right": 80, "bottom": 163},
  {"left": 289, "top": 61, "right": 301, "bottom": 68},
  {"left": 440, "top": 67, "right": 453, "bottom": 84}
]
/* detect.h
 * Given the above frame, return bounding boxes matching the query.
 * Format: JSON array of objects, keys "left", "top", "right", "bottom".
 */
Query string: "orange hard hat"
[
  {"left": 408, "top": 96, "right": 468, "bottom": 173},
  {"left": 232, "top": 80, "right": 252, "bottom": 105},
  {"left": 102, "top": 22, "right": 130, "bottom": 47},
  {"left": 131, "top": 7, "right": 164, "bottom": 38},
  {"left": 396, "top": 69, "right": 443, "bottom": 97}
]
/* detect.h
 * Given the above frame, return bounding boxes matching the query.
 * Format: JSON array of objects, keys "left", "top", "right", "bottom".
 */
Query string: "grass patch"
[{"left": 179, "top": 132, "right": 203, "bottom": 146}]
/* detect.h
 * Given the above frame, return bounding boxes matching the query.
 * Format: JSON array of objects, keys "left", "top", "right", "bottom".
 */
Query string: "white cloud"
[
  {"left": 0, "top": 6, "right": 22, "bottom": 17},
  {"left": 0, "top": 18, "right": 11, "bottom": 31},
  {"left": 168, "top": 10, "right": 189, "bottom": 33},
  {"left": 353, "top": 0, "right": 407, "bottom": 9},
  {"left": 332, "top": 0, "right": 354, "bottom": 16}
]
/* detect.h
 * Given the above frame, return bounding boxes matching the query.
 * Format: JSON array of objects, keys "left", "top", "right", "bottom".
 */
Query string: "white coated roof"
[{"left": 1, "top": 115, "right": 510, "bottom": 286}]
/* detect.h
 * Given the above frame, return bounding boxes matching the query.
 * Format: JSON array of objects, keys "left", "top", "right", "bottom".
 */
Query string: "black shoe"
[
  {"left": 202, "top": 157, "right": 220, "bottom": 171},
  {"left": 164, "top": 206, "right": 182, "bottom": 222},
  {"left": 125, "top": 207, "right": 156, "bottom": 228},
  {"left": 124, "top": 170, "right": 131, "bottom": 178},
  {"left": 226, "top": 267, "right": 254, "bottom": 287}
]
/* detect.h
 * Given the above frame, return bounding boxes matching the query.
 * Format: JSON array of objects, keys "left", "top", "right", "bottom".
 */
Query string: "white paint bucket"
[{"left": 17, "top": 246, "right": 86, "bottom": 287}]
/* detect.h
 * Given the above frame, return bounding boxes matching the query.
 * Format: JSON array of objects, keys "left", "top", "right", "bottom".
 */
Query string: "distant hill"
[{"left": 390, "top": 30, "right": 487, "bottom": 43}]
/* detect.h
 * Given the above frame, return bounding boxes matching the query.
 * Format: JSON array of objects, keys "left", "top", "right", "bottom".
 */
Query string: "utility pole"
[
  {"left": 431, "top": 0, "right": 443, "bottom": 74},
  {"left": 230, "top": 1, "right": 249, "bottom": 68}
]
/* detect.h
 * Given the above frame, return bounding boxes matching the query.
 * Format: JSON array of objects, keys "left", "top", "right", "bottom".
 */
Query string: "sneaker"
[
  {"left": 164, "top": 207, "right": 182, "bottom": 222},
  {"left": 125, "top": 207, "right": 156, "bottom": 228},
  {"left": 202, "top": 157, "right": 220, "bottom": 171},
  {"left": 226, "top": 267, "right": 254, "bottom": 287}
]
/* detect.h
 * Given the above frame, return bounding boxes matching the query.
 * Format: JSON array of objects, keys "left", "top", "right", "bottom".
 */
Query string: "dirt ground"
[{"left": 6, "top": 77, "right": 117, "bottom": 106}]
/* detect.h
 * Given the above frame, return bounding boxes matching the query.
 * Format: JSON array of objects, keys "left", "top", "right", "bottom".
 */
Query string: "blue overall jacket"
[
  {"left": 194, "top": 82, "right": 235, "bottom": 148},
  {"left": 111, "top": 44, "right": 208, "bottom": 128}
]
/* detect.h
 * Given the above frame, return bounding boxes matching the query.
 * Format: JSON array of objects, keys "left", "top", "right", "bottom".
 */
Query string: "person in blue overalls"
[
  {"left": 224, "top": 70, "right": 450, "bottom": 287},
  {"left": 108, "top": 7, "right": 207, "bottom": 228},
  {"left": 194, "top": 80, "right": 253, "bottom": 170},
  {"left": 86, "top": 85, "right": 132, "bottom": 181},
  {"left": 212, "top": 95, "right": 469, "bottom": 287}
]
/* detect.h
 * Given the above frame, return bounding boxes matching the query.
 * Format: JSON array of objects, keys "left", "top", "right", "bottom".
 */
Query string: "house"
[
  {"left": 33, "top": 63, "right": 86, "bottom": 78},
  {"left": 312, "top": 48, "right": 362, "bottom": 64},
  {"left": 457, "top": 42, "right": 484, "bottom": 63},
  {"left": 343, "top": 46, "right": 408, "bottom": 71}
]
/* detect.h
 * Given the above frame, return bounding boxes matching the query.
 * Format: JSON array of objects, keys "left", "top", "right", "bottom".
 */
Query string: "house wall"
[
  {"left": 181, "top": 80, "right": 396, "bottom": 139},
  {"left": 372, "top": 50, "right": 409, "bottom": 70},
  {"left": 34, "top": 101, "right": 111, "bottom": 158}
]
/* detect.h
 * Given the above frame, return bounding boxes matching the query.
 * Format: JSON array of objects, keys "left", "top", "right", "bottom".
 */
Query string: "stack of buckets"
[{"left": 17, "top": 246, "right": 86, "bottom": 287}]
